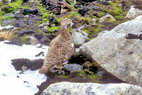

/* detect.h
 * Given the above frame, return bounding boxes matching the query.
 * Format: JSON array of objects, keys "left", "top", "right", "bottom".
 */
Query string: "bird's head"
[{"left": 61, "top": 18, "right": 73, "bottom": 29}]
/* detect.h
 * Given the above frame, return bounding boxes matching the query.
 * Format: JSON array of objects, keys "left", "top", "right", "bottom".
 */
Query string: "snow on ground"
[{"left": 0, "top": 41, "right": 48, "bottom": 95}]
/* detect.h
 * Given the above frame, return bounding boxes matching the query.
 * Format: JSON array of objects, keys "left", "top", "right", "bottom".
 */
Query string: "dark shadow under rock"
[
  {"left": 11, "top": 59, "right": 43, "bottom": 71},
  {"left": 22, "top": 9, "right": 40, "bottom": 15},
  {"left": 68, "top": 54, "right": 90, "bottom": 65}
]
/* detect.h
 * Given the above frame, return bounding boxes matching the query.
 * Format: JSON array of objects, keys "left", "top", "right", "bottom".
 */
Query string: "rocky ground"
[
  {"left": 0, "top": 0, "right": 140, "bottom": 46},
  {"left": 1, "top": 0, "right": 142, "bottom": 95}
]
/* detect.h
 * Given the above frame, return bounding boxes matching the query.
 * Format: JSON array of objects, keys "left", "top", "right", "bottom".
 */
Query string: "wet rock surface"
[{"left": 11, "top": 59, "right": 43, "bottom": 71}]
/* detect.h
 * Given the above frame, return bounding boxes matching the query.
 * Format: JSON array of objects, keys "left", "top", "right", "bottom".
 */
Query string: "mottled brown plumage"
[{"left": 39, "top": 18, "right": 75, "bottom": 74}]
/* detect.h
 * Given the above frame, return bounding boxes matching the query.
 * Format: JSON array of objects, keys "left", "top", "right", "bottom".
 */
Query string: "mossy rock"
[{"left": 20, "top": 35, "right": 29, "bottom": 44}]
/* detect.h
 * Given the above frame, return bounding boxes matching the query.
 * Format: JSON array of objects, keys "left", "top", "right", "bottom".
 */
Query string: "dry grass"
[{"left": 0, "top": 29, "right": 17, "bottom": 40}]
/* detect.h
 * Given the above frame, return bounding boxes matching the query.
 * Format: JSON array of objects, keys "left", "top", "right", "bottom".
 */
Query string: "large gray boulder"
[
  {"left": 41, "top": 82, "right": 142, "bottom": 95},
  {"left": 80, "top": 15, "right": 142, "bottom": 86}
]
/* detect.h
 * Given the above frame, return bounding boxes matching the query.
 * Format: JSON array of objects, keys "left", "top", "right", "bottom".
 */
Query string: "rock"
[
  {"left": 4, "top": 13, "right": 15, "bottom": 17},
  {"left": 125, "top": 5, "right": 142, "bottom": 19},
  {"left": 99, "top": 13, "right": 115, "bottom": 23},
  {"left": 41, "top": 82, "right": 142, "bottom": 95},
  {"left": 34, "top": 34, "right": 44, "bottom": 40},
  {"left": 72, "top": 30, "right": 88, "bottom": 45},
  {"left": 2, "top": 19, "right": 15, "bottom": 26},
  {"left": 92, "top": 18, "right": 97, "bottom": 25},
  {"left": 4, "top": 38, "right": 22, "bottom": 46},
  {"left": 80, "top": 15, "right": 142, "bottom": 87},
  {"left": 27, "top": 36, "right": 39, "bottom": 45},
  {"left": 11, "top": 59, "right": 43, "bottom": 71},
  {"left": 18, "top": 30, "right": 34, "bottom": 37},
  {"left": 14, "top": 20, "right": 26, "bottom": 28},
  {"left": 39, "top": 36, "right": 51, "bottom": 45},
  {"left": 39, "top": 22, "right": 49, "bottom": 28},
  {"left": 78, "top": 7, "right": 89, "bottom": 16},
  {"left": 98, "top": 0, "right": 109, "bottom": 5},
  {"left": 42, "top": 0, "right": 61, "bottom": 15},
  {"left": 22, "top": 9, "right": 39, "bottom": 15},
  {"left": 78, "top": 2, "right": 102, "bottom": 17},
  {"left": 64, "top": 64, "right": 83, "bottom": 72}
]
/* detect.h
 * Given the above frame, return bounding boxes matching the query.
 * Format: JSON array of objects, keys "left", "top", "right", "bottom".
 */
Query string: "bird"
[{"left": 39, "top": 18, "right": 75, "bottom": 74}]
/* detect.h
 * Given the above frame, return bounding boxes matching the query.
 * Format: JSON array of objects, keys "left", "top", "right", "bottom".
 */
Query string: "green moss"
[
  {"left": 108, "top": 2, "right": 123, "bottom": 15},
  {"left": 88, "top": 73, "right": 101, "bottom": 80},
  {"left": 115, "top": 15, "right": 125, "bottom": 19},
  {"left": 107, "top": 17, "right": 115, "bottom": 22},
  {"left": 57, "top": 11, "right": 81, "bottom": 22},
  {"left": 0, "top": 15, "right": 13, "bottom": 20},
  {"left": 0, "top": 1, "right": 3, "bottom": 7},
  {"left": 48, "top": 26, "right": 60, "bottom": 32},
  {"left": 83, "top": 29, "right": 91, "bottom": 34},
  {"left": 77, "top": 70, "right": 101, "bottom": 80},
  {"left": 0, "top": 0, "right": 30, "bottom": 15},
  {"left": 0, "top": 9, "right": 6, "bottom": 16},
  {"left": 42, "top": 13, "right": 48, "bottom": 18},
  {"left": 95, "top": 28, "right": 104, "bottom": 32},
  {"left": 38, "top": 3, "right": 48, "bottom": 13},
  {"left": 78, "top": 71, "right": 86, "bottom": 77},
  {"left": 98, "top": 12, "right": 106, "bottom": 17},
  {"left": 42, "top": 13, "right": 49, "bottom": 23},
  {"left": 0, "top": 16, "right": 13, "bottom": 25},
  {"left": 2, "top": 7, "right": 15, "bottom": 13},
  {"left": 37, "top": 3, "right": 50, "bottom": 23},
  {"left": 35, "top": 29, "right": 43, "bottom": 33},
  {"left": 57, "top": 75, "right": 69, "bottom": 78},
  {"left": 20, "top": 35, "right": 28, "bottom": 44},
  {"left": 8, "top": 0, "right": 29, "bottom": 10},
  {"left": 114, "top": 8, "right": 123, "bottom": 15}
]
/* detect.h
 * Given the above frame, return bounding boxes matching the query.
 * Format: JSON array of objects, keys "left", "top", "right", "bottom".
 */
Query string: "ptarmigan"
[{"left": 39, "top": 18, "right": 75, "bottom": 74}]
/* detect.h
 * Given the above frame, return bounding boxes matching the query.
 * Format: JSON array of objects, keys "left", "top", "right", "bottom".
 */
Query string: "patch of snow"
[
  {"left": 0, "top": 41, "right": 48, "bottom": 95},
  {"left": 0, "top": 25, "right": 14, "bottom": 30}
]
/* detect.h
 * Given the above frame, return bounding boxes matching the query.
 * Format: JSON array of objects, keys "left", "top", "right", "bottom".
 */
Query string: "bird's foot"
[{"left": 39, "top": 66, "right": 48, "bottom": 74}]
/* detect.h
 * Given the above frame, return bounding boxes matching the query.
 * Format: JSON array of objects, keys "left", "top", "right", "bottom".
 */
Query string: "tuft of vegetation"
[
  {"left": 0, "top": 16, "right": 13, "bottom": 25},
  {"left": 20, "top": 35, "right": 28, "bottom": 44},
  {"left": 48, "top": 26, "right": 60, "bottom": 32},
  {"left": 0, "top": 30, "right": 17, "bottom": 40}
]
